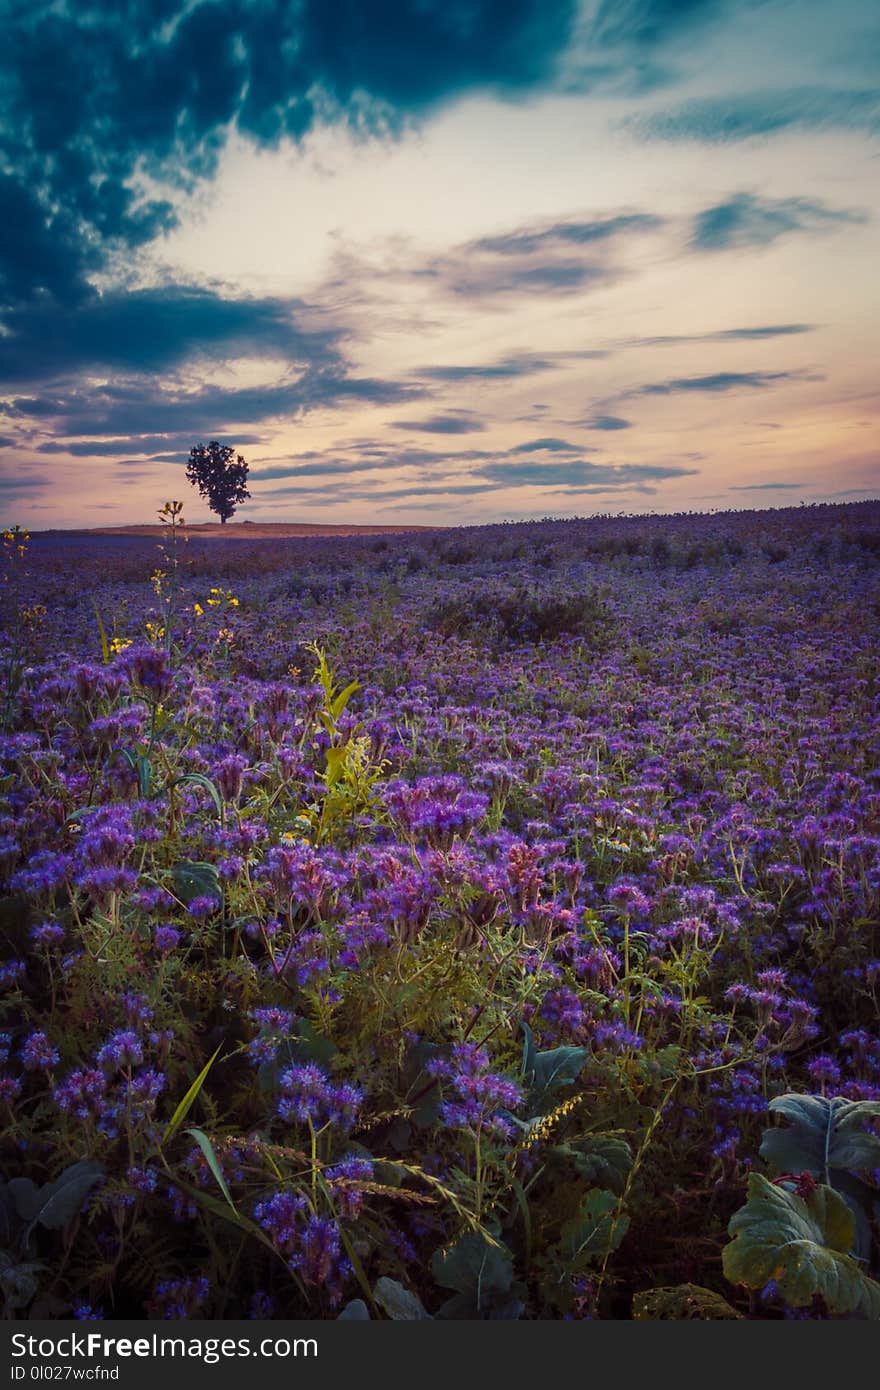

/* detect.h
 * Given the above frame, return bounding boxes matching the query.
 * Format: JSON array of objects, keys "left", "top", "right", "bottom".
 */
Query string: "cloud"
[
  {"left": 5, "top": 370, "right": 424, "bottom": 439},
  {"left": 730, "top": 481, "right": 806, "bottom": 490},
  {"left": 0, "top": 2, "right": 579, "bottom": 305},
  {"left": 435, "top": 213, "right": 662, "bottom": 300},
  {"left": 35, "top": 433, "right": 265, "bottom": 457},
  {"left": 415, "top": 349, "right": 609, "bottom": 381},
  {"left": 470, "top": 214, "right": 662, "bottom": 257},
  {"left": 390, "top": 413, "right": 486, "bottom": 434},
  {"left": 507, "top": 438, "right": 583, "bottom": 453},
  {"left": 476, "top": 459, "right": 697, "bottom": 487},
  {"left": 0, "top": 473, "right": 52, "bottom": 497},
  {"left": 584, "top": 415, "right": 633, "bottom": 430},
  {"left": 627, "top": 370, "right": 809, "bottom": 396},
  {"left": 626, "top": 324, "right": 816, "bottom": 345},
  {"left": 691, "top": 194, "right": 867, "bottom": 251},
  {"left": 0, "top": 284, "right": 342, "bottom": 383},
  {"left": 626, "top": 86, "right": 880, "bottom": 143}
]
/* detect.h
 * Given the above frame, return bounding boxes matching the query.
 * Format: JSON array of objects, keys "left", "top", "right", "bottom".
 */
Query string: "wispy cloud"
[
  {"left": 626, "top": 86, "right": 880, "bottom": 144},
  {"left": 692, "top": 194, "right": 866, "bottom": 251},
  {"left": 390, "top": 413, "right": 486, "bottom": 434},
  {"left": 730, "top": 481, "right": 807, "bottom": 490},
  {"left": 626, "top": 370, "right": 812, "bottom": 397}
]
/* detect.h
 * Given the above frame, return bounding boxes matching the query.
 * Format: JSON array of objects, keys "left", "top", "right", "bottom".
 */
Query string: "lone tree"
[{"left": 186, "top": 441, "right": 250, "bottom": 524}]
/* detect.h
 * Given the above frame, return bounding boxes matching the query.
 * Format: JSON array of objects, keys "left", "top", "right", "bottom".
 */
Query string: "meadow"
[{"left": 1, "top": 501, "right": 878, "bottom": 1320}]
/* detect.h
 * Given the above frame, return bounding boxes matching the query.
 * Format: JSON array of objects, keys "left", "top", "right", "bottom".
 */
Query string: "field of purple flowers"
[{"left": 1, "top": 501, "right": 879, "bottom": 1321}]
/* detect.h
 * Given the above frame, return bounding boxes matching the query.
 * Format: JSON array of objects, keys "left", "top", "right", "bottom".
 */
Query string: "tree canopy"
[{"left": 186, "top": 441, "right": 250, "bottom": 524}]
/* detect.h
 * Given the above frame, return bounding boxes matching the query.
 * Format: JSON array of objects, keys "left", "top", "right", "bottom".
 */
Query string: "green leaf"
[
  {"left": 163, "top": 1043, "right": 223, "bottom": 1144},
  {"left": 137, "top": 755, "right": 152, "bottom": 798},
  {"left": 169, "top": 860, "right": 222, "bottom": 907},
  {"left": 760, "top": 1094, "right": 880, "bottom": 1181},
  {"left": 184, "top": 1128, "right": 237, "bottom": 1216},
  {"left": 323, "top": 745, "right": 348, "bottom": 788},
  {"left": 527, "top": 1043, "right": 587, "bottom": 1113},
  {"left": 175, "top": 774, "right": 224, "bottom": 817},
  {"left": 431, "top": 1231, "right": 513, "bottom": 1312},
  {"left": 550, "top": 1135, "right": 633, "bottom": 1193},
  {"left": 520, "top": 1020, "right": 536, "bottom": 1082},
  {"left": 0, "top": 1251, "right": 46, "bottom": 1311},
  {"left": 557, "top": 1188, "right": 628, "bottom": 1270},
  {"left": 331, "top": 679, "right": 360, "bottom": 721},
  {"left": 290, "top": 1021, "right": 337, "bottom": 1065},
  {"left": 373, "top": 1276, "right": 431, "bottom": 1321},
  {"left": 723, "top": 1173, "right": 880, "bottom": 1318},
  {"left": 337, "top": 1299, "right": 371, "bottom": 1320},
  {"left": 632, "top": 1284, "right": 743, "bottom": 1320},
  {"left": 8, "top": 1160, "right": 103, "bottom": 1234}
]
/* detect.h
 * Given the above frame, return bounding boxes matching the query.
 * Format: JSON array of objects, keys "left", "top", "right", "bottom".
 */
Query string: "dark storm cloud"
[
  {"left": 0, "top": 2, "right": 578, "bottom": 303},
  {"left": 4, "top": 371, "right": 424, "bottom": 439},
  {"left": 692, "top": 194, "right": 867, "bottom": 250},
  {"left": 0, "top": 286, "right": 341, "bottom": 383},
  {"left": 627, "top": 87, "right": 880, "bottom": 143}
]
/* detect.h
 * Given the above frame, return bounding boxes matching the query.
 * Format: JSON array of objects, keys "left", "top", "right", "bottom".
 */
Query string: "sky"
[{"left": 0, "top": 0, "right": 877, "bottom": 528}]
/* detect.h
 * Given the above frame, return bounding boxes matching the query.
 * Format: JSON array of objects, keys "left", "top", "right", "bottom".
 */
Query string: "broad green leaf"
[
  {"left": 0, "top": 1251, "right": 45, "bottom": 1311},
  {"left": 291, "top": 1021, "right": 337, "bottom": 1065},
  {"left": 527, "top": 1044, "right": 587, "bottom": 1113},
  {"left": 723, "top": 1173, "right": 880, "bottom": 1318},
  {"left": 557, "top": 1188, "right": 628, "bottom": 1269},
  {"left": 169, "top": 860, "right": 221, "bottom": 906},
  {"left": 373, "top": 1276, "right": 431, "bottom": 1321},
  {"left": 8, "top": 1160, "right": 103, "bottom": 1234},
  {"left": 431, "top": 1231, "right": 513, "bottom": 1311},
  {"left": 760, "top": 1094, "right": 880, "bottom": 1180},
  {"left": 323, "top": 745, "right": 348, "bottom": 788},
  {"left": 633, "top": 1284, "right": 742, "bottom": 1320},
  {"left": 184, "top": 1128, "right": 237, "bottom": 1215},
  {"left": 337, "top": 1299, "right": 370, "bottom": 1320},
  {"left": 163, "top": 1042, "right": 223, "bottom": 1144},
  {"left": 550, "top": 1135, "right": 633, "bottom": 1193}
]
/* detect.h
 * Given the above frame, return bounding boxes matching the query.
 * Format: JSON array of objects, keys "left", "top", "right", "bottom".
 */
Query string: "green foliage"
[
  {"left": 168, "top": 860, "right": 222, "bottom": 907},
  {"left": 373, "top": 1276, "right": 431, "bottom": 1320},
  {"left": 0, "top": 1252, "right": 46, "bottom": 1312},
  {"left": 548, "top": 1135, "right": 633, "bottom": 1194},
  {"left": 760, "top": 1094, "right": 880, "bottom": 1182},
  {"left": 632, "top": 1284, "right": 742, "bottom": 1319},
  {"left": 7, "top": 1160, "right": 104, "bottom": 1239},
  {"left": 520, "top": 1021, "right": 587, "bottom": 1115},
  {"left": 431, "top": 1231, "right": 518, "bottom": 1319},
  {"left": 304, "top": 643, "right": 387, "bottom": 843},
  {"left": 723, "top": 1174, "right": 880, "bottom": 1319},
  {"left": 162, "top": 1044, "right": 223, "bottom": 1144}
]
